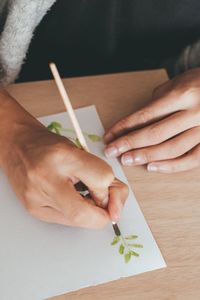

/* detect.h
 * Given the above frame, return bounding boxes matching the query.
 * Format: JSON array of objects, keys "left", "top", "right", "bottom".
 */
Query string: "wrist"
[{"left": 0, "top": 89, "right": 43, "bottom": 168}]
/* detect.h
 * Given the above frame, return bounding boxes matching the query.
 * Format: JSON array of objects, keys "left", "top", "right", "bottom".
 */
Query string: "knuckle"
[
  {"left": 104, "top": 169, "right": 115, "bottom": 185},
  {"left": 120, "top": 135, "right": 132, "bottom": 150},
  {"left": 148, "top": 125, "right": 163, "bottom": 143},
  {"left": 48, "top": 142, "right": 68, "bottom": 160},
  {"left": 96, "top": 161, "right": 114, "bottom": 186},
  {"left": 100, "top": 177, "right": 114, "bottom": 189},
  {"left": 141, "top": 150, "right": 154, "bottom": 162},
  {"left": 116, "top": 117, "right": 130, "bottom": 131},
  {"left": 108, "top": 120, "right": 127, "bottom": 138},
  {"left": 175, "top": 84, "right": 198, "bottom": 107},
  {"left": 137, "top": 109, "right": 152, "bottom": 124}
]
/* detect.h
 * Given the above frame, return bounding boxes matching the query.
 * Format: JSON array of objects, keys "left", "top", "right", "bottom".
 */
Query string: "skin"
[
  {"left": 104, "top": 68, "right": 200, "bottom": 173},
  {"left": 0, "top": 89, "right": 128, "bottom": 229}
]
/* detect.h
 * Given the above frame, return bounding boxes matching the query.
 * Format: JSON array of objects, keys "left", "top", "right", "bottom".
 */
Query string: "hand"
[
  {"left": 104, "top": 68, "right": 200, "bottom": 173},
  {"left": 0, "top": 90, "right": 128, "bottom": 228}
]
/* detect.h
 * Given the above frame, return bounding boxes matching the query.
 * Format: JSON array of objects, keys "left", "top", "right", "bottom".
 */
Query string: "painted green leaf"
[
  {"left": 48, "top": 121, "right": 62, "bottom": 130},
  {"left": 54, "top": 127, "right": 61, "bottom": 135},
  {"left": 131, "top": 250, "right": 139, "bottom": 257},
  {"left": 124, "top": 252, "right": 132, "bottom": 263},
  {"left": 119, "top": 244, "right": 125, "bottom": 255},
  {"left": 125, "top": 235, "right": 138, "bottom": 240},
  {"left": 52, "top": 121, "right": 62, "bottom": 129},
  {"left": 61, "top": 128, "right": 75, "bottom": 134},
  {"left": 47, "top": 121, "right": 62, "bottom": 135},
  {"left": 111, "top": 236, "right": 120, "bottom": 245},
  {"left": 47, "top": 124, "right": 54, "bottom": 131},
  {"left": 87, "top": 134, "right": 102, "bottom": 142},
  {"left": 128, "top": 244, "right": 143, "bottom": 248},
  {"left": 74, "top": 138, "right": 82, "bottom": 149}
]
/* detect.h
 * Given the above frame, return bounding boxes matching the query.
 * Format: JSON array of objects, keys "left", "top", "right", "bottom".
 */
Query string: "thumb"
[{"left": 73, "top": 150, "right": 114, "bottom": 208}]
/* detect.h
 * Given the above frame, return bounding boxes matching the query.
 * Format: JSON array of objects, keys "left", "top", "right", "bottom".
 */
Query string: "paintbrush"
[{"left": 49, "top": 62, "right": 121, "bottom": 237}]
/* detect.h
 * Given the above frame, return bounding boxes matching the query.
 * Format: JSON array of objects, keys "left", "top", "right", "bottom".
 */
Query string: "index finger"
[
  {"left": 107, "top": 179, "right": 129, "bottom": 222},
  {"left": 104, "top": 91, "right": 191, "bottom": 144},
  {"left": 53, "top": 178, "right": 110, "bottom": 229},
  {"left": 104, "top": 110, "right": 195, "bottom": 158}
]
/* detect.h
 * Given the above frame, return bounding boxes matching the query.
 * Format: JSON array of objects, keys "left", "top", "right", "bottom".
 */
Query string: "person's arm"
[
  {"left": 104, "top": 68, "right": 200, "bottom": 173},
  {"left": 174, "top": 40, "right": 200, "bottom": 76},
  {"left": 0, "top": 89, "right": 128, "bottom": 228}
]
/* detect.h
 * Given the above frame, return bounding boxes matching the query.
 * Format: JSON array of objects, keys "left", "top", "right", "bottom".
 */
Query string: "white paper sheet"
[{"left": 0, "top": 105, "right": 166, "bottom": 300}]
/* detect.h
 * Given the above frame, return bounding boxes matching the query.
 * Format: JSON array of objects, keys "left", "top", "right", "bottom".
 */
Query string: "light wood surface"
[{"left": 7, "top": 70, "right": 200, "bottom": 300}]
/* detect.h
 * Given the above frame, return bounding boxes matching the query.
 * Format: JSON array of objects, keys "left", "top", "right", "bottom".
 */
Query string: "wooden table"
[{"left": 7, "top": 70, "right": 200, "bottom": 300}]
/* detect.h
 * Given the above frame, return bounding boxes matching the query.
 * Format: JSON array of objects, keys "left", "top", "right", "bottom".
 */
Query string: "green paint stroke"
[
  {"left": 47, "top": 121, "right": 102, "bottom": 145},
  {"left": 111, "top": 233, "right": 143, "bottom": 263}
]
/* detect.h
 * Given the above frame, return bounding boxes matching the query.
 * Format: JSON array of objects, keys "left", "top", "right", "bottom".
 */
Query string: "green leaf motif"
[
  {"left": 124, "top": 252, "right": 132, "bottom": 263},
  {"left": 128, "top": 243, "right": 143, "bottom": 248},
  {"left": 125, "top": 235, "right": 138, "bottom": 240},
  {"left": 87, "top": 134, "right": 102, "bottom": 142},
  {"left": 47, "top": 121, "right": 62, "bottom": 135},
  {"left": 119, "top": 244, "right": 125, "bottom": 255},
  {"left": 52, "top": 121, "right": 62, "bottom": 129},
  {"left": 46, "top": 121, "right": 102, "bottom": 144},
  {"left": 47, "top": 124, "right": 53, "bottom": 130},
  {"left": 131, "top": 251, "right": 139, "bottom": 257},
  {"left": 110, "top": 227, "right": 143, "bottom": 263},
  {"left": 54, "top": 127, "right": 61, "bottom": 135},
  {"left": 74, "top": 138, "right": 82, "bottom": 149},
  {"left": 111, "top": 236, "right": 120, "bottom": 245}
]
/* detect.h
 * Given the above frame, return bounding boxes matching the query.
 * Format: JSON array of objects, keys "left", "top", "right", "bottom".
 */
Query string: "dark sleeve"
[{"left": 174, "top": 40, "right": 200, "bottom": 75}]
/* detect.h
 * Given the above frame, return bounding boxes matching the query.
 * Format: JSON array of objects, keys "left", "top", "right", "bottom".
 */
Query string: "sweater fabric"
[
  {"left": 0, "top": 0, "right": 200, "bottom": 85},
  {"left": 0, "top": 0, "right": 56, "bottom": 85}
]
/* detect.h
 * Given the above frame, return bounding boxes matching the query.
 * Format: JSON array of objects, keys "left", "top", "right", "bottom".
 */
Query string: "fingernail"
[
  {"left": 147, "top": 164, "right": 158, "bottom": 172},
  {"left": 111, "top": 211, "right": 120, "bottom": 222},
  {"left": 121, "top": 154, "right": 134, "bottom": 166},
  {"left": 112, "top": 214, "right": 120, "bottom": 222},
  {"left": 121, "top": 154, "right": 146, "bottom": 166},
  {"left": 104, "top": 146, "right": 118, "bottom": 158},
  {"left": 148, "top": 164, "right": 171, "bottom": 173},
  {"left": 157, "top": 165, "right": 171, "bottom": 172},
  {"left": 104, "top": 132, "right": 113, "bottom": 143}
]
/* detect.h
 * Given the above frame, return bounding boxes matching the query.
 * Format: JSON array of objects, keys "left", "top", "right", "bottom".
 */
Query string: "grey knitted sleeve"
[{"left": 0, "top": 0, "right": 56, "bottom": 85}]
